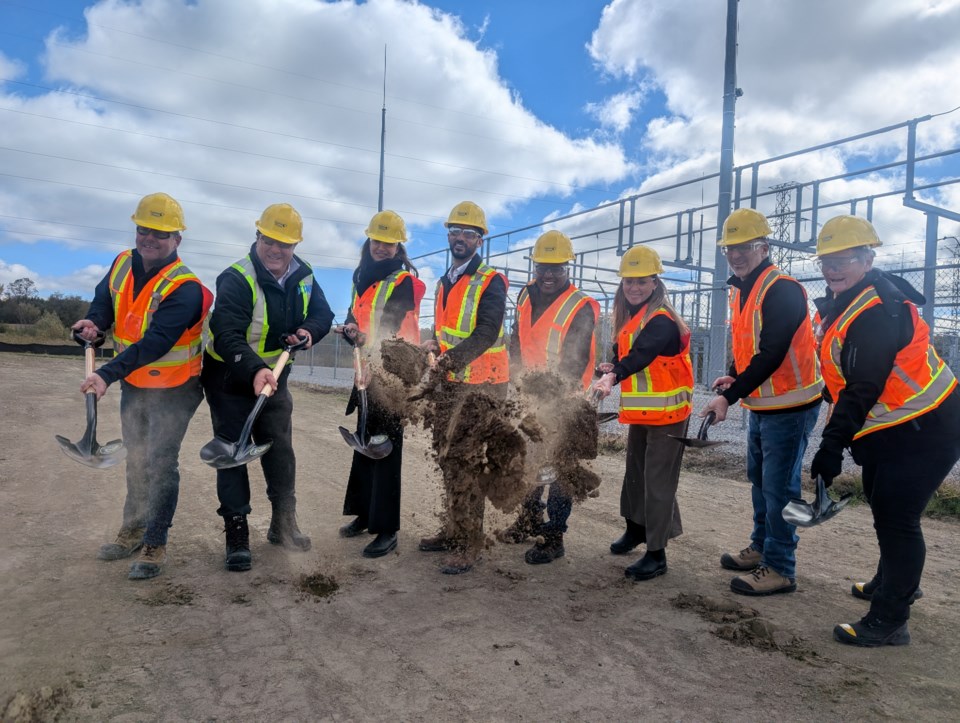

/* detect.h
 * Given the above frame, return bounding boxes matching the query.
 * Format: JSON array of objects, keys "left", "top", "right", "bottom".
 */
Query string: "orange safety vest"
[
  {"left": 617, "top": 306, "right": 694, "bottom": 425},
  {"left": 108, "top": 250, "right": 212, "bottom": 388},
  {"left": 434, "top": 263, "right": 509, "bottom": 384},
  {"left": 820, "top": 286, "right": 957, "bottom": 439},
  {"left": 517, "top": 283, "right": 599, "bottom": 390},
  {"left": 730, "top": 265, "right": 823, "bottom": 411},
  {"left": 351, "top": 270, "right": 426, "bottom": 351}
]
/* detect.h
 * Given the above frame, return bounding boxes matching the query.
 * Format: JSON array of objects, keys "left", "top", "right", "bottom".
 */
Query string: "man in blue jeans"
[{"left": 702, "top": 208, "right": 823, "bottom": 595}]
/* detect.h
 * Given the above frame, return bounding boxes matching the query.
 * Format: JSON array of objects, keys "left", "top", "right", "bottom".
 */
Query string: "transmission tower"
[{"left": 770, "top": 181, "right": 798, "bottom": 272}]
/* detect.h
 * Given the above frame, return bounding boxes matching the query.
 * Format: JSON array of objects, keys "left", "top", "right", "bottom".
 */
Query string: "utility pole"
[
  {"left": 708, "top": 0, "right": 740, "bottom": 384},
  {"left": 377, "top": 46, "right": 387, "bottom": 212}
]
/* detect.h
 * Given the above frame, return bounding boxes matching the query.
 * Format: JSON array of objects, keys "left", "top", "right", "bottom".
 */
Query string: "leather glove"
[{"left": 810, "top": 447, "right": 843, "bottom": 487}]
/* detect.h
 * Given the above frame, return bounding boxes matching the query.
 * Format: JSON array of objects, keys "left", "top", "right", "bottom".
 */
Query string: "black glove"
[{"left": 810, "top": 447, "right": 843, "bottom": 487}]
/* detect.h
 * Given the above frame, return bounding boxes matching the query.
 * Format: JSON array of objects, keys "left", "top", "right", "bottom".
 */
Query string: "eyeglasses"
[
  {"left": 447, "top": 226, "right": 482, "bottom": 241},
  {"left": 721, "top": 241, "right": 765, "bottom": 257},
  {"left": 257, "top": 232, "right": 293, "bottom": 248},
  {"left": 136, "top": 226, "right": 173, "bottom": 240},
  {"left": 817, "top": 256, "right": 863, "bottom": 272},
  {"left": 535, "top": 264, "right": 568, "bottom": 277}
]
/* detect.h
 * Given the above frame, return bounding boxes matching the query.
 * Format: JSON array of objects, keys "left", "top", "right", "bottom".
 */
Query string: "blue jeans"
[
  {"left": 746, "top": 404, "right": 819, "bottom": 579},
  {"left": 522, "top": 484, "right": 572, "bottom": 536},
  {"left": 120, "top": 380, "right": 204, "bottom": 547}
]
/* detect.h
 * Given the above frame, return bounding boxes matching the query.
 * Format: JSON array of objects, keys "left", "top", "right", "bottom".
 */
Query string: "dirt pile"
[
  {"left": 380, "top": 337, "right": 429, "bottom": 386},
  {"left": 2, "top": 686, "right": 71, "bottom": 722}
]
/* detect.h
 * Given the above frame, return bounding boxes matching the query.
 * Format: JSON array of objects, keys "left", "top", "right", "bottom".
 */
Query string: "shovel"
[
  {"left": 782, "top": 475, "right": 852, "bottom": 527},
  {"left": 338, "top": 344, "right": 393, "bottom": 460},
  {"left": 199, "top": 334, "right": 308, "bottom": 469},
  {"left": 54, "top": 330, "right": 127, "bottom": 469},
  {"left": 588, "top": 387, "right": 619, "bottom": 424},
  {"left": 669, "top": 411, "right": 726, "bottom": 449}
]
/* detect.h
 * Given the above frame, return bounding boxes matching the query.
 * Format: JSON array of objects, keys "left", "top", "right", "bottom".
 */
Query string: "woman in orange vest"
[
  {"left": 810, "top": 216, "right": 960, "bottom": 647},
  {"left": 592, "top": 246, "right": 694, "bottom": 581},
  {"left": 337, "top": 210, "right": 426, "bottom": 558}
]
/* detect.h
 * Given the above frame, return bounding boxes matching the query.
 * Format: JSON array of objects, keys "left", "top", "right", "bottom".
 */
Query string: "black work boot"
[
  {"left": 610, "top": 519, "right": 645, "bottom": 555},
  {"left": 625, "top": 549, "right": 667, "bottom": 581},
  {"left": 524, "top": 533, "right": 565, "bottom": 565},
  {"left": 267, "top": 505, "right": 311, "bottom": 551},
  {"left": 834, "top": 613, "right": 910, "bottom": 647},
  {"left": 224, "top": 514, "right": 252, "bottom": 572}
]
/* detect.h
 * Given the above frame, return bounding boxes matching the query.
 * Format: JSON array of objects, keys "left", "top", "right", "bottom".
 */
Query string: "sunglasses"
[
  {"left": 535, "top": 264, "right": 568, "bottom": 277},
  {"left": 136, "top": 226, "right": 174, "bottom": 240},
  {"left": 447, "top": 226, "right": 482, "bottom": 241}
]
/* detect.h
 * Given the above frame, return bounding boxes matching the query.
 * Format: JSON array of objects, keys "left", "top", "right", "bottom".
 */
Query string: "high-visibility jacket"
[
  {"left": 617, "top": 306, "right": 694, "bottom": 425},
  {"left": 820, "top": 286, "right": 957, "bottom": 439},
  {"left": 730, "top": 265, "right": 823, "bottom": 411},
  {"left": 435, "top": 263, "right": 508, "bottom": 384},
  {"left": 108, "top": 250, "right": 212, "bottom": 388},
  {"left": 517, "top": 283, "right": 599, "bottom": 390},
  {"left": 206, "top": 255, "right": 313, "bottom": 368},
  {"left": 351, "top": 270, "right": 426, "bottom": 350}
]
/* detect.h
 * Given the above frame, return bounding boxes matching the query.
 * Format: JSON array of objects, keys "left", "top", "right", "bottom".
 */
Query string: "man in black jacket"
[{"left": 201, "top": 203, "right": 333, "bottom": 572}]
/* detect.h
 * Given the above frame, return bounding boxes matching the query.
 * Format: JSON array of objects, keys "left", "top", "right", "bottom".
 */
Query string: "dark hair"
[
  {"left": 612, "top": 276, "right": 690, "bottom": 336},
  {"left": 361, "top": 239, "right": 418, "bottom": 275}
]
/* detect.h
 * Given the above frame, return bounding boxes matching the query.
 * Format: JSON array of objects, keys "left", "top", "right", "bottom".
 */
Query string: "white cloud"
[{"left": 585, "top": 88, "right": 648, "bottom": 133}]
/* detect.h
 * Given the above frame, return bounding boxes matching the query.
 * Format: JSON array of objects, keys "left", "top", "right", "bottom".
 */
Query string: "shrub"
[{"left": 29, "top": 311, "right": 67, "bottom": 339}]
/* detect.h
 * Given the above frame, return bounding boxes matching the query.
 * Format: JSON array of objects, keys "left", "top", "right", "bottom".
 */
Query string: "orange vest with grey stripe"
[
  {"left": 517, "top": 283, "right": 599, "bottom": 390},
  {"left": 730, "top": 265, "right": 823, "bottom": 411},
  {"left": 351, "top": 271, "right": 426, "bottom": 351},
  {"left": 108, "top": 250, "right": 212, "bottom": 388},
  {"left": 617, "top": 306, "right": 694, "bottom": 425},
  {"left": 434, "top": 263, "right": 508, "bottom": 384},
  {"left": 820, "top": 286, "right": 957, "bottom": 439}
]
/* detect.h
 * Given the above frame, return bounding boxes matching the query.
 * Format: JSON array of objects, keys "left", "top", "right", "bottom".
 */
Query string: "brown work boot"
[
  {"left": 440, "top": 548, "right": 481, "bottom": 575},
  {"left": 98, "top": 526, "right": 146, "bottom": 561},
  {"left": 267, "top": 506, "right": 311, "bottom": 551},
  {"left": 720, "top": 545, "right": 762, "bottom": 571},
  {"left": 128, "top": 544, "right": 167, "bottom": 580},
  {"left": 419, "top": 532, "right": 455, "bottom": 552},
  {"left": 524, "top": 534, "right": 565, "bottom": 565},
  {"left": 730, "top": 565, "right": 797, "bottom": 596}
]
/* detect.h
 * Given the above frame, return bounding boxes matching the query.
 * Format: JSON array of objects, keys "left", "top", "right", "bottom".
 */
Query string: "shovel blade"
[
  {"left": 782, "top": 480, "right": 853, "bottom": 528},
  {"left": 667, "top": 434, "right": 726, "bottom": 449},
  {"left": 55, "top": 434, "right": 127, "bottom": 469},
  {"left": 338, "top": 426, "right": 393, "bottom": 460},
  {"left": 597, "top": 412, "right": 619, "bottom": 424},
  {"left": 200, "top": 436, "right": 272, "bottom": 470}
]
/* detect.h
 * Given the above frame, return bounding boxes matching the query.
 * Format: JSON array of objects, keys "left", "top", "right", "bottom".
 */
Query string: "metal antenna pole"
[
  {"left": 377, "top": 45, "right": 387, "bottom": 212},
  {"left": 708, "top": 0, "right": 740, "bottom": 384}
]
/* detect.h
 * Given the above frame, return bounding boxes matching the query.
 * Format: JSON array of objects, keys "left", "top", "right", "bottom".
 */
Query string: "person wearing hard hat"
[
  {"left": 201, "top": 203, "right": 333, "bottom": 572},
  {"left": 336, "top": 210, "right": 426, "bottom": 558},
  {"left": 418, "top": 200, "right": 509, "bottom": 574},
  {"left": 592, "top": 246, "right": 694, "bottom": 581},
  {"left": 809, "top": 215, "right": 960, "bottom": 647},
  {"left": 71, "top": 192, "right": 212, "bottom": 580},
  {"left": 497, "top": 230, "right": 599, "bottom": 564},
  {"left": 702, "top": 208, "right": 823, "bottom": 596}
]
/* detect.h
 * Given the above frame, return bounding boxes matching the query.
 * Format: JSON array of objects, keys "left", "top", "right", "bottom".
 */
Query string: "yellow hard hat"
[
  {"left": 445, "top": 201, "right": 487, "bottom": 235},
  {"left": 365, "top": 210, "right": 407, "bottom": 244},
  {"left": 816, "top": 215, "right": 882, "bottom": 256},
  {"left": 131, "top": 192, "right": 186, "bottom": 232},
  {"left": 618, "top": 246, "right": 664, "bottom": 277},
  {"left": 531, "top": 230, "right": 575, "bottom": 264},
  {"left": 719, "top": 208, "right": 771, "bottom": 247},
  {"left": 255, "top": 203, "right": 303, "bottom": 245}
]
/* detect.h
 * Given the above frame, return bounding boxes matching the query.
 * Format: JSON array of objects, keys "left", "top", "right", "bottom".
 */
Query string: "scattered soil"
[
  {"left": 295, "top": 571, "right": 339, "bottom": 599},
  {"left": 379, "top": 337, "right": 429, "bottom": 386},
  {"left": 138, "top": 582, "right": 195, "bottom": 606},
  {"left": 2, "top": 686, "right": 71, "bottom": 723}
]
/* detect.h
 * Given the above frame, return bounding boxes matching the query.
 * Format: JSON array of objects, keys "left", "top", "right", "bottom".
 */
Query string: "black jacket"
[
  {"left": 609, "top": 304, "right": 682, "bottom": 382},
  {"left": 434, "top": 253, "right": 507, "bottom": 373},
  {"left": 345, "top": 255, "right": 416, "bottom": 335},
  {"left": 202, "top": 243, "right": 333, "bottom": 397},
  {"left": 724, "top": 259, "right": 820, "bottom": 414},
  {"left": 86, "top": 248, "right": 205, "bottom": 386}
]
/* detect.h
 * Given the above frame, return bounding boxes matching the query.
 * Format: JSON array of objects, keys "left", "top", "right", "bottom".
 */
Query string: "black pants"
[
  {"left": 855, "top": 388, "right": 960, "bottom": 623},
  {"left": 342, "top": 390, "right": 404, "bottom": 534},
  {"left": 203, "top": 383, "right": 297, "bottom": 517}
]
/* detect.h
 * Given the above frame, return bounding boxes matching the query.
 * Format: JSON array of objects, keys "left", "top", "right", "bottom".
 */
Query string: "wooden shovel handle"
[
  {"left": 85, "top": 345, "right": 96, "bottom": 377},
  {"left": 260, "top": 350, "right": 291, "bottom": 398}
]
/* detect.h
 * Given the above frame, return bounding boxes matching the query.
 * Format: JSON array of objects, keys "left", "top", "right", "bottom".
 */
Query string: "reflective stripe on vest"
[
  {"left": 351, "top": 270, "right": 421, "bottom": 350},
  {"left": 730, "top": 266, "right": 823, "bottom": 410},
  {"left": 206, "top": 255, "right": 312, "bottom": 367},
  {"left": 434, "top": 263, "right": 508, "bottom": 384},
  {"left": 821, "top": 286, "right": 958, "bottom": 438},
  {"left": 617, "top": 306, "right": 694, "bottom": 425},
  {"left": 517, "top": 284, "right": 599, "bottom": 390},
  {"left": 108, "top": 250, "right": 211, "bottom": 388}
]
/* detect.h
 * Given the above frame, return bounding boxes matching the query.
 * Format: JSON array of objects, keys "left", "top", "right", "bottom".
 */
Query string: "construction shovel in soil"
[
  {"left": 55, "top": 330, "right": 126, "bottom": 469},
  {"left": 782, "top": 475, "right": 852, "bottom": 527},
  {"left": 588, "top": 388, "right": 619, "bottom": 425},
  {"left": 338, "top": 344, "right": 393, "bottom": 460},
  {"left": 199, "top": 335, "right": 308, "bottom": 469},
  {"left": 668, "top": 411, "right": 726, "bottom": 449}
]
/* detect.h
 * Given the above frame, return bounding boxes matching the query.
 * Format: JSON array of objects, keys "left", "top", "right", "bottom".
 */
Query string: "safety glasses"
[
  {"left": 136, "top": 226, "right": 173, "bottom": 240},
  {"left": 447, "top": 226, "right": 483, "bottom": 241},
  {"left": 535, "top": 264, "right": 568, "bottom": 277},
  {"left": 721, "top": 241, "right": 765, "bottom": 257},
  {"left": 257, "top": 232, "right": 294, "bottom": 248},
  {"left": 817, "top": 256, "right": 863, "bottom": 272}
]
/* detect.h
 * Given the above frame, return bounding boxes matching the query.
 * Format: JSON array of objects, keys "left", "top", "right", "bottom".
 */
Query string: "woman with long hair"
[
  {"left": 337, "top": 210, "right": 425, "bottom": 558},
  {"left": 592, "top": 246, "right": 694, "bottom": 581}
]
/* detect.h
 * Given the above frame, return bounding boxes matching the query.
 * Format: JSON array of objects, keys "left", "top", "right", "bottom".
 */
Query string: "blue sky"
[{"left": 1, "top": 0, "right": 959, "bottom": 323}]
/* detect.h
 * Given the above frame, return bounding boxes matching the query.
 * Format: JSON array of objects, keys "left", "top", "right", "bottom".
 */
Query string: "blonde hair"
[{"left": 612, "top": 276, "right": 690, "bottom": 337}]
